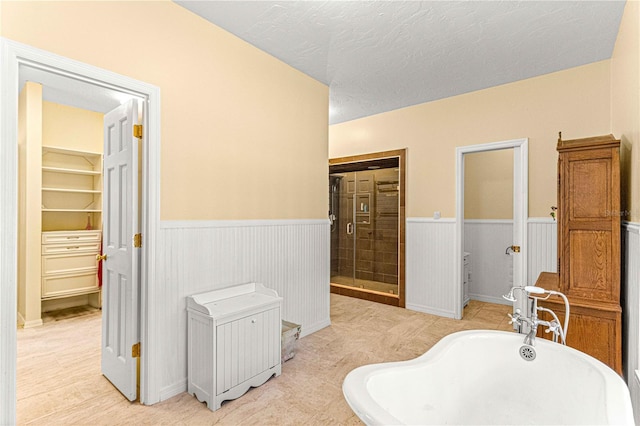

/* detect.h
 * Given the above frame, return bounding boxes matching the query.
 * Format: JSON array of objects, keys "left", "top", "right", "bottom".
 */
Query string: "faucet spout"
[{"left": 523, "top": 328, "right": 536, "bottom": 346}]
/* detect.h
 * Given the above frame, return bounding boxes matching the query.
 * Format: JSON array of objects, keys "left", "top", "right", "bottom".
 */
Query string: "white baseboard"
[
  {"left": 469, "top": 294, "right": 512, "bottom": 306},
  {"left": 299, "top": 318, "right": 331, "bottom": 338},
  {"left": 406, "top": 303, "right": 456, "bottom": 319},
  {"left": 159, "top": 379, "right": 187, "bottom": 402}
]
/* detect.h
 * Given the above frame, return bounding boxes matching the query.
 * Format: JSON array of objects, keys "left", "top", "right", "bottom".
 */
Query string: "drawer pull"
[
  {"left": 67, "top": 236, "right": 80, "bottom": 239},
  {"left": 96, "top": 254, "right": 108, "bottom": 261},
  {"left": 67, "top": 246, "right": 80, "bottom": 250},
  {"left": 251, "top": 318, "right": 257, "bottom": 324}
]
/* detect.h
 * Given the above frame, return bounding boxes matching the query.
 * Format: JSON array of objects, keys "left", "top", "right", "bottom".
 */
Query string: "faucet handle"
[
  {"left": 508, "top": 313, "right": 521, "bottom": 325},
  {"left": 544, "top": 321, "right": 560, "bottom": 335}
]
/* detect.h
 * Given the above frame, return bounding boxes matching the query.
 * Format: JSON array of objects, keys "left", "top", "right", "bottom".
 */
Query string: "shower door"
[
  {"left": 329, "top": 164, "right": 400, "bottom": 297},
  {"left": 329, "top": 172, "right": 356, "bottom": 288}
]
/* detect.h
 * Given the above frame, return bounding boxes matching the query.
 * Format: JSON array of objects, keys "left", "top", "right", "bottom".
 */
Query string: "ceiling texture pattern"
[{"left": 176, "top": 1, "right": 626, "bottom": 124}]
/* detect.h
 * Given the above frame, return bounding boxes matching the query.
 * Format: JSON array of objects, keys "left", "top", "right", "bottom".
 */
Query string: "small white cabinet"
[{"left": 187, "top": 283, "right": 282, "bottom": 411}]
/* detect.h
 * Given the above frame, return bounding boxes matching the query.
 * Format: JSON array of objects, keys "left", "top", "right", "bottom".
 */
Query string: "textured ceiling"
[{"left": 176, "top": 1, "right": 625, "bottom": 124}]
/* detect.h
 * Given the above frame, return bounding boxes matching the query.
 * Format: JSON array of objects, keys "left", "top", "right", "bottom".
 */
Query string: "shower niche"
[{"left": 329, "top": 152, "right": 405, "bottom": 307}]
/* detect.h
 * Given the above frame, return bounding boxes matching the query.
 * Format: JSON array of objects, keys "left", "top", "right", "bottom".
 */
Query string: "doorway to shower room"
[{"left": 329, "top": 150, "right": 406, "bottom": 307}]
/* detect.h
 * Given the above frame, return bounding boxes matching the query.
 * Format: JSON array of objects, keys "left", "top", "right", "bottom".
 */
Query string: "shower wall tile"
[{"left": 357, "top": 250, "right": 374, "bottom": 261}]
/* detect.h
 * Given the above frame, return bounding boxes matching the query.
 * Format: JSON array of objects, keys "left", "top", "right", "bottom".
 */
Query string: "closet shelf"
[
  {"left": 42, "top": 208, "right": 102, "bottom": 213},
  {"left": 42, "top": 188, "right": 101, "bottom": 194},
  {"left": 43, "top": 145, "right": 101, "bottom": 157},
  {"left": 42, "top": 166, "right": 101, "bottom": 176}
]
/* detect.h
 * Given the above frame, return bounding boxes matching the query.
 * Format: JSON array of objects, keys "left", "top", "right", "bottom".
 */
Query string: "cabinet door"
[
  {"left": 216, "top": 308, "right": 280, "bottom": 395},
  {"left": 559, "top": 148, "right": 620, "bottom": 302}
]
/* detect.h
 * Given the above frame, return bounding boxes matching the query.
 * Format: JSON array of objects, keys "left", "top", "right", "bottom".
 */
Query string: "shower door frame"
[{"left": 329, "top": 149, "right": 406, "bottom": 308}]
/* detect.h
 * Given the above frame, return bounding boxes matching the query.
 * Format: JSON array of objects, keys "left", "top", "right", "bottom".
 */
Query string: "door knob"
[
  {"left": 505, "top": 245, "right": 521, "bottom": 254},
  {"left": 96, "top": 254, "right": 107, "bottom": 261}
]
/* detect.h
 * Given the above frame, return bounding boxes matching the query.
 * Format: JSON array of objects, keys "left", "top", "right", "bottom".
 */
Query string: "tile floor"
[{"left": 17, "top": 295, "right": 512, "bottom": 425}]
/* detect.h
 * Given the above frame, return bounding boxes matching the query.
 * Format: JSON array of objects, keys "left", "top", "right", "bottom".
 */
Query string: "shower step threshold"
[{"left": 330, "top": 282, "right": 399, "bottom": 298}]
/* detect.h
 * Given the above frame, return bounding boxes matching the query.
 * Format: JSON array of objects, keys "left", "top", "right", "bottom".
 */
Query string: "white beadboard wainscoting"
[
  {"left": 155, "top": 219, "right": 330, "bottom": 400},
  {"left": 406, "top": 218, "right": 457, "bottom": 317},
  {"left": 527, "top": 218, "right": 558, "bottom": 284},
  {"left": 406, "top": 217, "right": 557, "bottom": 317},
  {"left": 463, "top": 220, "right": 514, "bottom": 305},
  {"left": 623, "top": 222, "right": 640, "bottom": 421}
]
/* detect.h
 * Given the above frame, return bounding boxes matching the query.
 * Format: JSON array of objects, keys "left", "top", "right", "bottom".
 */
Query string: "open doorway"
[
  {"left": 463, "top": 149, "right": 515, "bottom": 306},
  {"left": 455, "top": 139, "right": 528, "bottom": 320},
  {"left": 17, "top": 73, "right": 119, "bottom": 327},
  {"left": 15, "top": 66, "right": 145, "bottom": 416},
  {"left": 1, "top": 39, "right": 160, "bottom": 420}
]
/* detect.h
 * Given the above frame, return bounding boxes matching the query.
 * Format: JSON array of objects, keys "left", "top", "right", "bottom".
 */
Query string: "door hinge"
[
  {"left": 132, "top": 342, "right": 141, "bottom": 358},
  {"left": 134, "top": 233, "right": 142, "bottom": 248},
  {"left": 133, "top": 124, "right": 143, "bottom": 140}
]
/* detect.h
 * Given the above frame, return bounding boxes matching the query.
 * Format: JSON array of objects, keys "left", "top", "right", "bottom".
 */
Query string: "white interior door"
[{"left": 101, "top": 99, "right": 140, "bottom": 401}]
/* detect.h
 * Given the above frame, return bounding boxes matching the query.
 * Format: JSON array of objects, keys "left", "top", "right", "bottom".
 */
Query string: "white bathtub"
[{"left": 343, "top": 330, "right": 634, "bottom": 425}]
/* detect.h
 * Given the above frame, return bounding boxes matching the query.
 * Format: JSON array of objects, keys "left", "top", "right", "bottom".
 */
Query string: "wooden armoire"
[{"left": 536, "top": 133, "right": 622, "bottom": 374}]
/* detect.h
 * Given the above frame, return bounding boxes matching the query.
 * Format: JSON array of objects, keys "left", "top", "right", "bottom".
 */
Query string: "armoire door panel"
[
  {"left": 568, "top": 231, "right": 613, "bottom": 300},
  {"left": 568, "top": 159, "right": 611, "bottom": 220}
]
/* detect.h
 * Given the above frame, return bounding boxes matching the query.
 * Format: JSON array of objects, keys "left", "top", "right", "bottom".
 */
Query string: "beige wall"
[
  {"left": 2, "top": 1, "right": 329, "bottom": 221},
  {"left": 330, "top": 61, "right": 611, "bottom": 218},
  {"left": 464, "top": 149, "right": 513, "bottom": 220},
  {"left": 612, "top": 0, "right": 640, "bottom": 223},
  {"left": 17, "top": 82, "right": 42, "bottom": 327},
  {"left": 42, "top": 102, "right": 103, "bottom": 153}
]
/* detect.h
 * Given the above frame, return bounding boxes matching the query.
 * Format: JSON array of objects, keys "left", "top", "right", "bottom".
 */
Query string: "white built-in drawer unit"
[
  {"left": 187, "top": 283, "right": 282, "bottom": 411},
  {"left": 41, "top": 230, "right": 101, "bottom": 299}
]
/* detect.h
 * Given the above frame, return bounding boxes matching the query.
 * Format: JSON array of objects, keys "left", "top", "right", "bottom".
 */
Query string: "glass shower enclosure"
[{"left": 329, "top": 158, "right": 400, "bottom": 299}]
